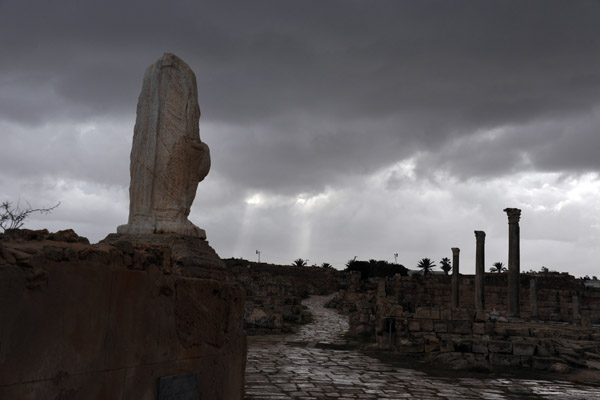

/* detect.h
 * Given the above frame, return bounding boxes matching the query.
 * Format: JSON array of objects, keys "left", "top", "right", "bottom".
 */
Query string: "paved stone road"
[{"left": 245, "top": 296, "right": 600, "bottom": 399}]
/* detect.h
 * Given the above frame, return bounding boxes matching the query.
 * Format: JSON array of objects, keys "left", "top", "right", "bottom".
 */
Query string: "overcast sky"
[{"left": 2, "top": 0, "right": 600, "bottom": 276}]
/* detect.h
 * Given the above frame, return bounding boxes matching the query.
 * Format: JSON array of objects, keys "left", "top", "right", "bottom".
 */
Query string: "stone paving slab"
[{"left": 246, "top": 295, "right": 600, "bottom": 399}]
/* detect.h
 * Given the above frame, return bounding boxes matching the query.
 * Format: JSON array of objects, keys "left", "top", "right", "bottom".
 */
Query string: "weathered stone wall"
[
  {"left": 225, "top": 259, "right": 344, "bottom": 334},
  {"left": 376, "top": 306, "right": 600, "bottom": 372},
  {"left": 329, "top": 273, "right": 600, "bottom": 328},
  {"left": 0, "top": 229, "right": 246, "bottom": 400},
  {"left": 327, "top": 272, "right": 600, "bottom": 372}
]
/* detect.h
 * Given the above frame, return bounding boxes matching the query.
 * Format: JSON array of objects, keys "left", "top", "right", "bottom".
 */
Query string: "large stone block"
[
  {"left": 424, "top": 335, "right": 441, "bottom": 352},
  {"left": 488, "top": 340, "right": 513, "bottom": 354},
  {"left": 484, "top": 321, "right": 497, "bottom": 335},
  {"left": 472, "top": 340, "right": 489, "bottom": 354},
  {"left": 489, "top": 354, "right": 522, "bottom": 367},
  {"left": 536, "top": 341, "right": 556, "bottom": 357},
  {"left": 473, "top": 322, "right": 485, "bottom": 335},
  {"left": 448, "top": 320, "right": 472, "bottom": 334},
  {"left": 505, "top": 327, "right": 531, "bottom": 337},
  {"left": 0, "top": 233, "right": 246, "bottom": 400},
  {"left": 408, "top": 320, "right": 421, "bottom": 332},
  {"left": 513, "top": 342, "right": 536, "bottom": 356},
  {"left": 492, "top": 323, "right": 508, "bottom": 336},
  {"left": 451, "top": 308, "right": 475, "bottom": 321},
  {"left": 555, "top": 346, "right": 580, "bottom": 357},
  {"left": 440, "top": 338, "right": 455, "bottom": 352},
  {"left": 532, "top": 357, "right": 565, "bottom": 370},
  {"left": 396, "top": 343, "right": 424, "bottom": 353},
  {"left": 433, "top": 321, "right": 448, "bottom": 333},
  {"left": 415, "top": 307, "right": 441, "bottom": 319},
  {"left": 420, "top": 319, "right": 434, "bottom": 331},
  {"left": 475, "top": 310, "right": 487, "bottom": 321},
  {"left": 440, "top": 308, "right": 452, "bottom": 320},
  {"left": 454, "top": 339, "right": 473, "bottom": 353}
]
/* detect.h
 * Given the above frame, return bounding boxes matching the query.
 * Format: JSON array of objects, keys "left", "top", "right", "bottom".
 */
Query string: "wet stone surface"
[{"left": 245, "top": 295, "right": 600, "bottom": 399}]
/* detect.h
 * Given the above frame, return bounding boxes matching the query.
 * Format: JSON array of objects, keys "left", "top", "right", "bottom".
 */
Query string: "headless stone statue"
[{"left": 118, "top": 53, "right": 210, "bottom": 239}]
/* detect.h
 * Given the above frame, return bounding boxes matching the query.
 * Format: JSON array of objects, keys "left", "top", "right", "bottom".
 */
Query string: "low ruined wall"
[
  {"left": 375, "top": 306, "right": 600, "bottom": 372},
  {"left": 329, "top": 273, "right": 600, "bottom": 328},
  {"left": 328, "top": 273, "right": 600, "bottom": 372},
  {"left": 387, "top": 273, "right": 598, "bottom": 322},
  {"left": 0, "top": 230, "right": 246, "bottom": 400},
  {"left": 225, "top": 259, "right": 344, "bottom": 334}
]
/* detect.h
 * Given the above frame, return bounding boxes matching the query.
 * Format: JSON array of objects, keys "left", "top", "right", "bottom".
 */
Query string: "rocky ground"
[{"left": 245, "top": 295, "right": 600, "bottom": 399}]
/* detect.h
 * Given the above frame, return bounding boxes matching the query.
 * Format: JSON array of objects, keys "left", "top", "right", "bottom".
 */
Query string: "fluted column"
[
  {"left": 451, "top": 247, "right": 460, "bottom": 308},
  {"left": 474, "top": 231, "right": 486, "bottom": 313},
  {"left": 504, "top": 208, "right": 521, "bottom": 317}
]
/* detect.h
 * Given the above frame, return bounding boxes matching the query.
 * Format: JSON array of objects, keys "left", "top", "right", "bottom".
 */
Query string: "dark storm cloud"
[
  {"left": 414, "top": 108, "right": 600, "bottom": 181},
  {"left": 1, "top": 0, "right": 600, "bottom": 191},
  {"left": 4, "top": 1, "right": 600, "bottom": 277}
]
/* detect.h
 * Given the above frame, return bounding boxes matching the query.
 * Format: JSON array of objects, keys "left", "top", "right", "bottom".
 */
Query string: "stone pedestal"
[
  {"left": 0, "top": 231, "right": 246, "bottom": 400},
  {"left": 451, "top": 247, "right": 460, "bottom": 308},
  {"left": 474, "top": 231, "right": 486, "bottom": 313},
  {"left": 504, "top": 208, "right": 521, "bottom": 317}
]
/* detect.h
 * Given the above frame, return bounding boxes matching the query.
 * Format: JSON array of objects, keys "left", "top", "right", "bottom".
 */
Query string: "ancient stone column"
[
  {"left": 451, "top": 247, "right": 460, "bottom": 308},
  {"left": 504, "top": 208, "right": 521, "bottom": 317},
  {"left": 474, "top": 231, "right": 486, "bottom": 313},
  {"left": 529, "top": 278, "right": 538, "bottom": 319},
  {"left": 118, "top": 53, "right": 211, "bottom": 239}
]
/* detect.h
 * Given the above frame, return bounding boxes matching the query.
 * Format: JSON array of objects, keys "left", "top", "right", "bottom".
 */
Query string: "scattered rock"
[
  {"left": 47, "top": 229, "right": 89, "bottom": 244},
  {"left": 549, "top": 362, "right": 571, "bottom": 374}
]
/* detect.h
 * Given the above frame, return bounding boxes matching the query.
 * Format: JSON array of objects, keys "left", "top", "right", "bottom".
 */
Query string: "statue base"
[
  {"left": 117, "top": 220, "right": 206, "bottom": 240},
  {"left": 102, "top": 232, "right": 225, "bottom": 278}
]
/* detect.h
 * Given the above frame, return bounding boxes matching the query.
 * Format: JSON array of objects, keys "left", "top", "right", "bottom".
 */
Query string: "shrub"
[{"left": 0, "top": 200, "right": 60, "bottom": 232}]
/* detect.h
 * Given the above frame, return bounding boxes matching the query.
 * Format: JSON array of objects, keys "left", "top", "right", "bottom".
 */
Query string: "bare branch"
[{"left": 0, "top": 201, "right": 61, "bottom": 232}]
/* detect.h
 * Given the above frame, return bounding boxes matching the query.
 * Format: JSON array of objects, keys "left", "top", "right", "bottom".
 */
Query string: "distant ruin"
[
  {"left": 220, "top": 207, "right": 600, "bottom": 378},
  {"left": 322, "top": 209, "right": 600, "bottom": 375}
]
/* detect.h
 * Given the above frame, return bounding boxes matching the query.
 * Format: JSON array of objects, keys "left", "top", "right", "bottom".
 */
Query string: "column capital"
[
  {"left": 474, "top": 231, "right": 486, "bottom": 242},
  {"left": 504, "top": 208, "right": 521, "bottom": 223},
  {"left": 451, "top": 247, "right": 460, "bottom": 255}
]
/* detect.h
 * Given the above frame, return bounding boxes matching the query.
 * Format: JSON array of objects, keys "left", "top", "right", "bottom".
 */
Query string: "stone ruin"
[
  {"left": 0, "top": 54, "right": 245, "bottom": 399},
  {"left": 225, "top": 259, "right": 343, "bottom": 334},
  {"left": 325, "top": 208, "right": 600, "bottom": 376},
  {"left": 118, "top": 53, "right": 211, "bottom": 239}
]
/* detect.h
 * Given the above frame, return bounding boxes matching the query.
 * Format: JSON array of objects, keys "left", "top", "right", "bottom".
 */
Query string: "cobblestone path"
[{"left": 245, "top": 295, "right": 600, "bottom": 399}]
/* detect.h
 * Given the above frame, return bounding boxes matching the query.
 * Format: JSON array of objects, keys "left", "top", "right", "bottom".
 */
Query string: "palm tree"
[
  {"left": 292, "top": 258, "right": 307, "bottom": 267},
  {"left": 417, "top": 258, "right": 436, "bottom": 276},
  {"left": 321, "top": 263, "right": 333, "bottom": 269},
  {"left": 490, "top": 262, "right": 507, "bottom": 273},
  {"left": 440, "top": 257, "right": 452, "bottom": 275}
]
